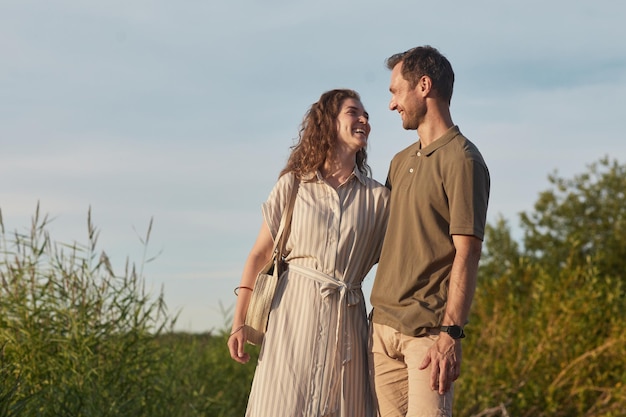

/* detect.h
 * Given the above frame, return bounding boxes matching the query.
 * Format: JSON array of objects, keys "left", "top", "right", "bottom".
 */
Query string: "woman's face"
[{"left": 335, "top": 98, "right": 370, "bottom": 155}]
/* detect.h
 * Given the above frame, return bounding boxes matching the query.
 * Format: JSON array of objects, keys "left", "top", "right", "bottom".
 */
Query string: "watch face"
[
  {"left": 443, "top": 325, "right": 464, "bottom": 339},
  {"left": 449, "top": 326, "right": 462, "bottom": 338}
]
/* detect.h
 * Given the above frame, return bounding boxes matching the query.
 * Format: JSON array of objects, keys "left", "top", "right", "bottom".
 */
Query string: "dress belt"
[{"left": 288, "top": 264, "right": 363, "bottom": 416}]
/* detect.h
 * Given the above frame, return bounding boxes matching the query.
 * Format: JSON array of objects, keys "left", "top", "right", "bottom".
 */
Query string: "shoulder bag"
[{"left": 244, "top": 175, "right": 299, "bottom": 345}]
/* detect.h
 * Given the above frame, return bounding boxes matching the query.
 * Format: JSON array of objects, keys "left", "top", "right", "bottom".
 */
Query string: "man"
[{"left": 370, "top": 45, "right": 490, "bottom": 416}]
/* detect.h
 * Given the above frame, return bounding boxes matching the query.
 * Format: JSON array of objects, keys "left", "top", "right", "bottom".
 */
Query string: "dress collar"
[{"left": 302, "top": 166, "right": 366, "bottom": 186}]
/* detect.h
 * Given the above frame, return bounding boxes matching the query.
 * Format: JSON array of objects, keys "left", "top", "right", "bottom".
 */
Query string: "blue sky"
[{"left": 2, "top": 1, "right": 625, "bottom": 333}]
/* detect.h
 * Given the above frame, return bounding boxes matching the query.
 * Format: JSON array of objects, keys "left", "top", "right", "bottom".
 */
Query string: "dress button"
[
  {"left": 409, "top": 168, "right": 414, "bottom": 173},
  {"left": 417, "top": 151, "right": 421, "bottom": 157}
]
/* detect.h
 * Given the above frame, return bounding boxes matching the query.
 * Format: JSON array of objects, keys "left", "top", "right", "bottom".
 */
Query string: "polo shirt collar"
[{"left": 419, "top": 125, "right": 461, "bottom": 156}]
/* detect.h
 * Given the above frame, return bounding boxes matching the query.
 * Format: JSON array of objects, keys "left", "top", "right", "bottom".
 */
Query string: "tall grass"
[
  {"left": 0, "top": 206, "right": 260, "bottom": 417},
  {"left": 0, "top": 206, "right": 175, "bottom": 416}
]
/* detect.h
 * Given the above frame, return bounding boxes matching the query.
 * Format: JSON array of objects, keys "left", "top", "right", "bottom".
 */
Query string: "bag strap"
[{"left": 271, "top": 174, "right": 300, "bottom": 261}]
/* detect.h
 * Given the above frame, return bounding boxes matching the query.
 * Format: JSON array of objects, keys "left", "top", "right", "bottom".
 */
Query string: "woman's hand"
[{"left": 227, "top": 324, "right": 250, "bottom": 363}]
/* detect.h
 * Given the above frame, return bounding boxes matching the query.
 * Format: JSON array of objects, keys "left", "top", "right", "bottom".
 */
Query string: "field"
[{"left": 2, "top": 159, "right": 626, "bottom": 416}]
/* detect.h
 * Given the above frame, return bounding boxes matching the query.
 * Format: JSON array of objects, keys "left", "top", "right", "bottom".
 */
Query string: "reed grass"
[{"left": 0, "top": 206, "right": 175, "bottom": 416}]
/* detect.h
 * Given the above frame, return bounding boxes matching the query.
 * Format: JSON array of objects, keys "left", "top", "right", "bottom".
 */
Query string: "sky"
[{"left": 2, "top": 1, "right": 625, "bottom": 333}]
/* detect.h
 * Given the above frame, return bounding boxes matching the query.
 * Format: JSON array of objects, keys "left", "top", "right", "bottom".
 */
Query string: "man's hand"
[{"left": 419, "top": 334, "right": 462, "bottom": 394}]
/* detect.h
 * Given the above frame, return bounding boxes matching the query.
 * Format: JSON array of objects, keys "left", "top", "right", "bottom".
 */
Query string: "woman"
[{"left": 228, "top": 89, "right": 389, "bottom": 417}]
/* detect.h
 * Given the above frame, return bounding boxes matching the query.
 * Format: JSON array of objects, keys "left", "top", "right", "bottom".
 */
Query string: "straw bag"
[{"left": 245, "top": 175, "right": 299, "bottom": 345}]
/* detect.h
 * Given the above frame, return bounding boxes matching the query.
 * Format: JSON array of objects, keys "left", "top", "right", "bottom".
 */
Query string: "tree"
[
  {"left": 456, "top": 157, "right": 626, "bottom": 417},
  {"left": 520, "top": 157, "right": 626, "bottom": 278}
]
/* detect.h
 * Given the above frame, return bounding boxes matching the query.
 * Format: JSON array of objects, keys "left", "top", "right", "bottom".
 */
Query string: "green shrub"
[{"left": 457, "top": 224, "right": 626, "bottom": 415}]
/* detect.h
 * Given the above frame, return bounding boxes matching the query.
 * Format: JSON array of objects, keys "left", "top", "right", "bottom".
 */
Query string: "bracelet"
[
  {"left": 230, "top": 324, "right": 245, "bottom": 337},
  {"left": 234, "top": 286, "right": 253, "bottom": 296}
]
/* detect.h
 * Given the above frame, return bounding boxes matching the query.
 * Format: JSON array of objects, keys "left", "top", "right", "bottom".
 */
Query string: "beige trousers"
[{"left": 369, "top": 322, "right": 454, "bottom": 417}]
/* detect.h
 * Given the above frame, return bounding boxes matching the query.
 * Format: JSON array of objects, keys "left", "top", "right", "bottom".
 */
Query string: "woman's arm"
[{"left": 227, "top": 221, "right": 274, "bottom": 363}]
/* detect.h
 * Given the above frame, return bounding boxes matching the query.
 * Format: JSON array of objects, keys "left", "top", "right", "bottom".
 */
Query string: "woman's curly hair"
[{"left": 280, "top": 89, "right": 371, "bottom": 179}]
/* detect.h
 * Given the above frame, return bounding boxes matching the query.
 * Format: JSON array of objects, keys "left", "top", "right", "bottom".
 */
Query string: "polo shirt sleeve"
[{"left": 447, "top": 156, "right": 490, "bottom": 240}]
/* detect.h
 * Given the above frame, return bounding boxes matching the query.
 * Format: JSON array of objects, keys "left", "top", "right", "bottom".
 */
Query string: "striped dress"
[{"left": 246, "top": 170, "right": 389, "bottom": 417}]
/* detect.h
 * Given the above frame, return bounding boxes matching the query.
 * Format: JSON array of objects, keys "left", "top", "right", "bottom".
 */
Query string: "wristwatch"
[{"left": 440, "top": 325, "right": 465, "bottom": 339}]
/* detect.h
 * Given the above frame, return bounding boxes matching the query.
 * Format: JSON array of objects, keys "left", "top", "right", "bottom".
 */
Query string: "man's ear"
[{"left": 417, "top": 75, "right": 432, "bottom": 97}]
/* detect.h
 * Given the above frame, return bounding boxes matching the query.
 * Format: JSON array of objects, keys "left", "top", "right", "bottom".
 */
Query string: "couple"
[{"left": 227, "top": 45, "right": 491, "bottom": 417}]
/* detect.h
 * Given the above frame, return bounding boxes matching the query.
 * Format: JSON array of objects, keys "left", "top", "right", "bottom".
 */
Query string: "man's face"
[{"left": 388, "top": 62, "right": 425, "bottom": 131}]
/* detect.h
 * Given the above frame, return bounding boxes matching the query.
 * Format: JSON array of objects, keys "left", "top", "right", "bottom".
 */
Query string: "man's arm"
[{"left": 419, "top": 234, "right": 483, "bottom": 394}]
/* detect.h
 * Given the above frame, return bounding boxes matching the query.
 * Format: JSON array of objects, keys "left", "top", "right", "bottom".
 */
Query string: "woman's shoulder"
[{"left": 273, "top": 171, "right": 297, "bottom": 190}]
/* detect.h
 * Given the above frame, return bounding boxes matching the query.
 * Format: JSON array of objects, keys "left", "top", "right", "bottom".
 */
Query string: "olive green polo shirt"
[{"left": 371, "top": 125, "right": 490, "bottom": 337}]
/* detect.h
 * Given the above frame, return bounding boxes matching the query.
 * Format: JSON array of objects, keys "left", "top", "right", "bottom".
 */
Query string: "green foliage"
[
  {"left": 0, "top": 206, "right": 261, "bottom": 417},
  {"left": 153, "top": 332, "right": 260, "bottom": 417},
  {"left": 521, "top": 157, "right": 626, "bottom": 278},
  {"left": 0, "top": 206, "right": 175, "bottom": 416},
  {"left": 7, "top": 156, "right": 624, "bottom": 417},
  {"left": 457, "top": 157, "right": 626, "bottom": 417}
]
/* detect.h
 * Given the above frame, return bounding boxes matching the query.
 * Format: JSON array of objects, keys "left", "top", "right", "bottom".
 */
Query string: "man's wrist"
[{"left": 440, "top": 324, "right": 465, "bottom": 339}]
